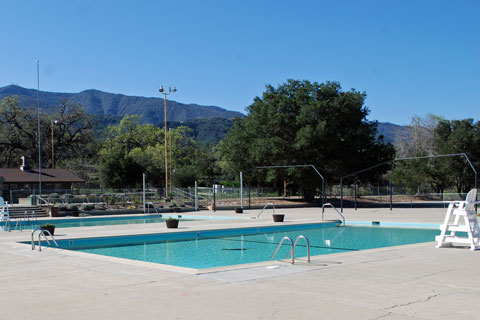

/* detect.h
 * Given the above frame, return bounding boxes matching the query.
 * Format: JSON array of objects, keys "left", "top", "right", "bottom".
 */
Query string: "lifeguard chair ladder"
[{"left": 436, "top": 189, "right": 480, "bottom": 250}]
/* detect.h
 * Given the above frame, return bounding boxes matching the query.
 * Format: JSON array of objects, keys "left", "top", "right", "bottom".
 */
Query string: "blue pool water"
[{"left": 55, "top": 223, "right": 440, "bottom": 269}]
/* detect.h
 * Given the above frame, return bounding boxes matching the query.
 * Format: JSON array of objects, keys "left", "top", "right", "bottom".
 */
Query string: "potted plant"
[
  {"left": 49, "top": 206, "right": 59, "bottom": 217},
  {"left": 40, "top": 223, "right": 56, "bottom": 235},
  {"left": 165, "top": 217, "right": 179, "bottom": 229},
  {"left": 272, "top": 213, "right": 285, "bottom": 222}
]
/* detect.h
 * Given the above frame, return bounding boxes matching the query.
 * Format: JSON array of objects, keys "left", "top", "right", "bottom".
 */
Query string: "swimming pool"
[{"left": 51, "top": 223, "right": 440, "bottom": 269}]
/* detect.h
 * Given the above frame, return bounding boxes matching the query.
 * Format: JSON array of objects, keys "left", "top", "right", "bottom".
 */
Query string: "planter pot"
[
  {"left": 49, "top": 207, "right": 59, "bottom": 217},
  {"left": 235, "top": 208, "right": 243, "bottom": 214},
  {"left": 173, "top": 207, "right": 181, "bottom": 213},
  {"left": 272, "top": 214, "right": 285, "bottom": 222},
  {"left": 166, "top": 219, "right": 179, "bottom": 229},
  {"left": 40, "top": 225, "right": 55, "bottom": 235}
]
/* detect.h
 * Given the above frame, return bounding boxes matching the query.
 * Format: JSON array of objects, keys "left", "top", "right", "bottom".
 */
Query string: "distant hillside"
[
  {"left": 179, "top": 117, "right": 234, "bottom": 146},
  {"left": 0, "top": 85, "right": 243, "bottom": 124},
  {"left": 376, "top": 122, "right": 410, "bottom": 145},
  {"left": 1, "top": 85, "right": 411, "bottom": 148}
]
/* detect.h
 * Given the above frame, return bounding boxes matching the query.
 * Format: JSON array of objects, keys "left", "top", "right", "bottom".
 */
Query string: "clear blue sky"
[{"left": 1, "top": 0, "right": 478, "bottom": 125}]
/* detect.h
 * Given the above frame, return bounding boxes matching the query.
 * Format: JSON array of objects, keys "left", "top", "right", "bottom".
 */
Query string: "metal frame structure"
[
  {"left": 340, "top": 153, "right": 477, "bottom": 212},
  {"left": 255, "top": 165, "right": 326, "bottom": 209}
]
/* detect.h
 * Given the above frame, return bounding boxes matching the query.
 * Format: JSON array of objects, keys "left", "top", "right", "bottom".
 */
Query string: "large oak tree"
[{"left": 217, "top": 80, "right": 395, "bottom": 200}]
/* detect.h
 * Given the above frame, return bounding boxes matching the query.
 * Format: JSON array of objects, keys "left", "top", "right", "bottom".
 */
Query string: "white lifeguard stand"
[
  {"left": 0, "top": 197, "right": 10, "bottom": 231},
  {"left": 436, "top": 189, "right": 480, "bottom": 250}
]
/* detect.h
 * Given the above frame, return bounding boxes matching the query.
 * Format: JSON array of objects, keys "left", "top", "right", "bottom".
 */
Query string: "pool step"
[{"left": 7, "top": 206, "right": 49, "bottom": 219}]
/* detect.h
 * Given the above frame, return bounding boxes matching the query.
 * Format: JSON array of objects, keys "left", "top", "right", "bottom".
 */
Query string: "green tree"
[
  {"left": 392, "top": 115, "right": 443, "bottom": 194},
  {"left": 98, "top": 115, "right": 214, "bottom": 188},
  {"left": 217, "top": 80, "right": 395, "bottom": 200},
  {"left": 0, "top": 96, "right": 98, "bottom": 175},
  {"left": 434, "top": 119, "right": 480, "bottom": 193},
  {"left": 393, "top": 116, "right": 479, "bottom": 194}
]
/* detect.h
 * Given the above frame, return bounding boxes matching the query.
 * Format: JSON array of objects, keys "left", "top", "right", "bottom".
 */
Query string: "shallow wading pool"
[{"left": 45, "top": 222, "right": 440, "bottom": 269}]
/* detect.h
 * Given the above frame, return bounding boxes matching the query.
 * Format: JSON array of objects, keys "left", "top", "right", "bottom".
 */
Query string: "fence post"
[
  {"left": 143, "top": 173, "right": 146, "bottom": 213},
  {"left": 389, "top": 161, "right": 394, "bottom": 211},
  {"left": 340, "top": 178, "right": 343, "bottom": 213},
  {"left": 354, "top": 180, "right": 357, "bottom": 211},
  {"left": 240, "top": 171, "right": 243, "bottom": 209},
  {"left": 195, "top": 181, "right": 198, "bottom": 211},
  {"left": 213, "top": 185, "right": 216, "bottom": 212}
]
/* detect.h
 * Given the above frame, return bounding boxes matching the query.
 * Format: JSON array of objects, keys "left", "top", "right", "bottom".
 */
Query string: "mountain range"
[
  {"left": 0, "top": 85, "right": 243, "bottom": 124},
  {"left": 0, "top": 85, "right": 407, "bottom": 146}
]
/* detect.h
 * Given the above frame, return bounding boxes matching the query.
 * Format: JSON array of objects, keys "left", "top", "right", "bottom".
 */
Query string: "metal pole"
[
  {"left": 213, "top": 185, "right": 216, "bottom": 212},
  {"left": 354, "top": 180, "right": 357, "bottom": 211},
  {"left": 51, "top": 120, "right": 54, "bottom": 168},
  {"left": 340, "top": 178, "right": 343, "bottom": 213},
  {"left": 163, "top": 94, "right": 168, "bottom": 200},
  {"left": 389, "top": 161, "right": 394, "bottom": 211},
  {"left": 322, "top": 178, "right": 325, "bottom": 210},
  {"left": 240, "top": 171, "right": 243, "bottom": 209},
  {"left": 143, "top": 173, "right": 146, "bottom": 213},
  {"left": 37, "top": 60, "right": 42, "bottom": 206},
  {"left": 195, "top": 181, "right": 198, "bottom": 211}
]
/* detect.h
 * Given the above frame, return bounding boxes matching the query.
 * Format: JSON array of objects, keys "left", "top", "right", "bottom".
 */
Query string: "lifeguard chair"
[
  {"left": 0, "top": 197, "right": 10, "bottom": 231},
  {"left": 436, "top": 189, "right": 480, "bottom": 250}
]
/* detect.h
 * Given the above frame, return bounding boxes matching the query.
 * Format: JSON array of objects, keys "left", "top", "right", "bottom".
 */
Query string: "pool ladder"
[
  {"left": 271, "top": 235, "right": 310, "bottom": 264},
  {"left": 322, "top": 203, "right": 345, "bottom": 225},
  {"left": 256, "top": 202, "right": 275, "bottom": 219},
  {"left": 15, "top": 210, "right": 38, "bottom": 231},
  {"left": 31, "top": 228, "right": 59, "bottom": 251}
]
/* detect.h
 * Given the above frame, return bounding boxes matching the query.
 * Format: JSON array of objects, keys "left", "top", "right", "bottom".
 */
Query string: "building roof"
[{"left": 0, "top": 168, "right": 85, "bottom": 183}]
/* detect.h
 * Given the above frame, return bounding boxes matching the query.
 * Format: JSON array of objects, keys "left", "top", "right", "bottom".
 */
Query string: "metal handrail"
[
  {"left": 34, "top": 195, "right": 51, "bottom": 206},
  {"left": 257, "top": 202, "right": 275, "bottom": 219},
  {"left": 292, "top": 235, "right": 310, "bottom": 263},
  {"left": 271, "top": 236, "right": 294, "bottom": 264},
  {"left": 173, "top": 187, "right": 195, "bottom": 201},
  {"left": 31, "top": 228, "right": 59, "bottom": 251},
  {"left": 322, "top": 203, "right": 345, "bottom": 225},
  {"left": 146, "top": 202, "right": 161, "bottom": 215},
  {"left": 15, "top": 216, "right": 24, "bottom": 231},
  {"left": 31, "top": 228, "right": 41, "bottom": 250}
]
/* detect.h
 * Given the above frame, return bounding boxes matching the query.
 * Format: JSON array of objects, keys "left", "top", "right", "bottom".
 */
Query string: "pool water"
[{"left": 57, "top": 224, "right": 440, "bottom": 269}]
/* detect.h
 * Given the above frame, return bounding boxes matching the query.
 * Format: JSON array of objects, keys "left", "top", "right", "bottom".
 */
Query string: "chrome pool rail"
[
  {"left": 146, "top": 202, "right": 161, "bottom": 215},
  {"left": 31, "top": 228, "right": 59, "bottom": 251},
  {"left": 271, "top": 235, "right": 311, "bottom": 264},
  {"left": 256, "top": 202, "right": 275, "bottom": 219},
  {"left": 271, "top": 236, "right": 294, "bottom": 264},
  {"left": 322, "top": 203, "right": 345, "bottom": 225},
  {"left": 292, "top": 235, "right": 310, "bottom": 263},
  {"left": 15, "top": 210, "right": 39, "bottom": 231}
]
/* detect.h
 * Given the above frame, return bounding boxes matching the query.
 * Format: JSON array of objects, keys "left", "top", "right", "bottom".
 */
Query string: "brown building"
[{"left": 0, "top": 157, "right": 85, "bottom": 203}]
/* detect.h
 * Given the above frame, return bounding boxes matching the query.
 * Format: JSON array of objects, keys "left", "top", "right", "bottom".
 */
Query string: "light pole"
[
  {"left": 37, "top": 60, "right": 42, "bottom": 204},
  {"left": 50, "top": 120, "right": 59, "bottom": 168},
  {"left": 158, "top": 86, "right": 177, "bottom": 199}
]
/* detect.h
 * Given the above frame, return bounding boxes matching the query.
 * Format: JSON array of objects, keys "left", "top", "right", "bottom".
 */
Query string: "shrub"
[
  {"left": 81, "top": 204, "right": 94, "bottom": 211},
  {"left": 67, "top": 205, "right": 78, "bottom": 212}
]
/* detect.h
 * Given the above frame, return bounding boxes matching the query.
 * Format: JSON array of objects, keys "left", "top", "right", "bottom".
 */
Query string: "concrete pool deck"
[{"left": 1, "top": 207, "right": 479, "bottom": 319}]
